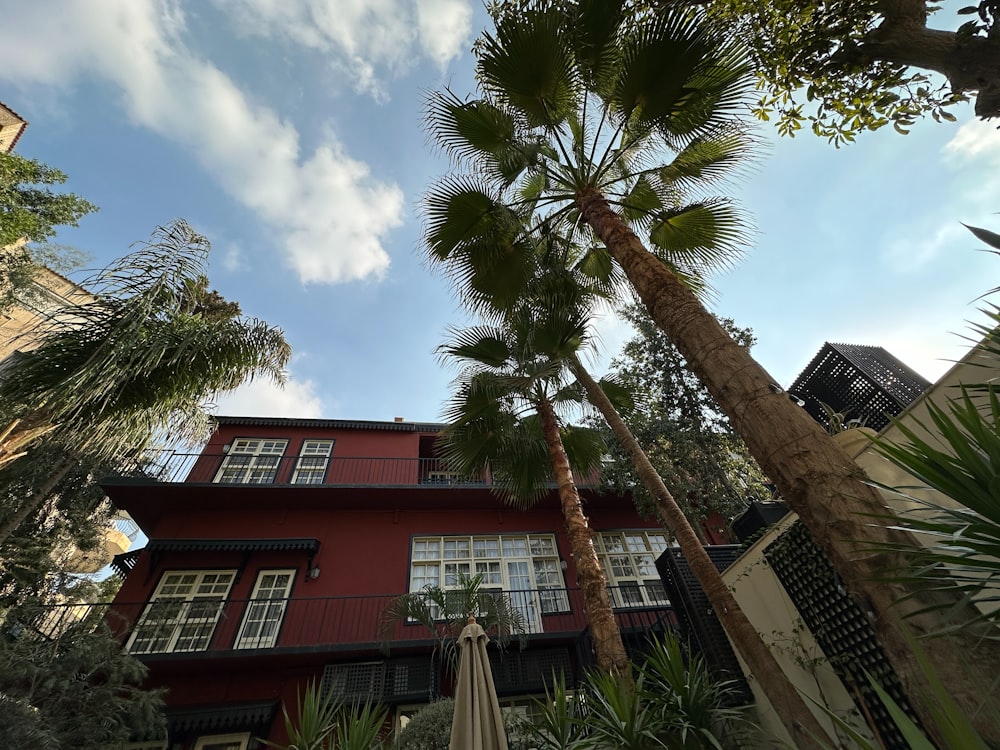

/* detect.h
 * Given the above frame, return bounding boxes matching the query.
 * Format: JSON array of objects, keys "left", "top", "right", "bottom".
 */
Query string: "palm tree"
[
  {"left": 377, "top": 571, "right": 530, "bottom": 679},
  {"left": 0, "top": 220, "right": 290, "bottom": 545},
  {"left": 422, "top": 2, "right": 1000, "bottom": 741},
  {"left": 437, "top": 297, "right": 631, "bottom": 676}
]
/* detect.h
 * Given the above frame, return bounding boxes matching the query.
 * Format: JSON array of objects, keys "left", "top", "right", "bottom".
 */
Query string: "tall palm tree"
[
  {"left": 0, "top": 220, "right": 290, "bottom": 545},
  {"left": 422, "top": 2, "right": 1000, "bottom": 741},
  {"left": 437, "top": 298, "right": 631, "bottom": 676}
]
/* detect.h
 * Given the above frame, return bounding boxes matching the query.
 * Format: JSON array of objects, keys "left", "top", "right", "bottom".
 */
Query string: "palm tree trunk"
[
  {"left": 0, "top": 457, "right": 76, "bottom": 546},
  {"left": 570, "top": 355, "right": 832, "bottom": 749},
  {"left": 535, "top": 394, "right": 631, "bottom": 676},
  {"left": 576, "top": 186, "right": 1000, "bottom": 744}
]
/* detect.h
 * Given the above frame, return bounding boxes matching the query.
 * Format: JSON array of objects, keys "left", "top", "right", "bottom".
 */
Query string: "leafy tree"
[
  {"left": 656, "top": 0, "right": 999, "bottom": 143},
  {"left": 0, "top": 151, "right": 97, "bottom": 247},
  {"left": 0, "top": 613, "right": 165, "bottom": 750},
  {"left": 0, "top": 220, "right": 291, "bottom": 544},
  {"left": 425, "top": 2, "right": 1000, "bottom": 742},
  {"left": 0, "top": 443, "right": 117, "bottom": 608},
  {"left": 597, "top": 306, "right": 769, "bottom": 529},
  {"left": 0, "top": 241, "right": 92, "bottom": 316}
]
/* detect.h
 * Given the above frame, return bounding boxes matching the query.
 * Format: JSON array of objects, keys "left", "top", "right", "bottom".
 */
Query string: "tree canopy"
[
  {"left": 0, "top": 151, "right": 97, "bottom": 247},
  {"left": 665, "top": 0, "right": 1000, "bottom": 143},
  {"left": 596, "top": 306, "right": 770, "bottom": 525}
]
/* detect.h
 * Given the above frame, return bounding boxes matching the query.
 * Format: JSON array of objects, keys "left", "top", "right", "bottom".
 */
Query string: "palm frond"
[
  {"left": 479, "top": 5, "right": 581, "bottom": 128},
  {"left": 645, "top": 198, "right": 751, "bottom": 279}
]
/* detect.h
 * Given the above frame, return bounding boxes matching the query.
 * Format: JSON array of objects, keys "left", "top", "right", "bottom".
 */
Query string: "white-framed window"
[
  {"left": 291, "top": 439, "right": 334, "bottom": 485},
  {"left": 128, "top": 570, "right": 236, "bottom": 654},
  {"left": 193, "top": 733, "right": 251, "bottom": 750},
  {"left": 235, "top": 569, "right": 296, "bottom": 649},
  {"left": 214, "top": 438, "right": 288, "bottom": 484},
  {"left": 595, "top": 531, "right": 670, "bottom": 607},
  {"left": 409, "top": 534, "right": 568, "bottom": 633}
]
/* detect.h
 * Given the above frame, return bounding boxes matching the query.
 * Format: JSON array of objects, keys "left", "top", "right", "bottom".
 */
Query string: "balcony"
[
  {"left": 30, "top": 587, "right": 672, "bottom": 659},
  {"left": 107, "top": 451, "right": 598, "bottom": 489}
]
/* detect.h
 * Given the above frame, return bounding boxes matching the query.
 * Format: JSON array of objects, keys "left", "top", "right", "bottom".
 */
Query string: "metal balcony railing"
[
  {"left": 28, "top": 587, "right": 671, "bottom": 657},
  {"left": 107, "top": 451, "right": 599, "bottom": 488}
]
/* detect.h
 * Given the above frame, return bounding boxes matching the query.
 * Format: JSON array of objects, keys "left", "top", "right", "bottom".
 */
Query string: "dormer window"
[{"left": 214, "top": 439, "right": 287, "bottom": 484}]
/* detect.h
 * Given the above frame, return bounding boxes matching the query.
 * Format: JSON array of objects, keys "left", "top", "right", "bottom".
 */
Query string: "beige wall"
[
  {"left": 0, "top": 101, "right": 27, "bottom": 153},
  {"left": 0, "top": 256, "right": 93, "bottom": 360},
  {"left": 719, "top": 338, "right": 1000, "bottom": 741}
]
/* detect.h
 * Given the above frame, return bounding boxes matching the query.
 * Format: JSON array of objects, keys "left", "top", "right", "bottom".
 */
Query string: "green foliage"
[
  {"left": 520, "top": 633, "right": 746, "bottom": 750},
  {"left": 0, "top": 219, "right": 291, "bottom": 461},
  {"left": 0, "top": 443, "right": 117, "bottom": 607},
  {"left": 673, "top": 0, "right": 980, "bottom": 144},
  {"left": 0, "top": 241, "right": 92, "bottom": 315},
  {"left": 424, "top": 1, "right": 754, "bottom": 319},
  {"left": 260, "top": 679, "right": 388, "bottom": 750},
  {"left": 396, "top": 699, "right": 455, "bottom": 750},
  {"left": 0, "top": 151, "right": 97, "bottom": 246},
  {"left": 869, "top": 384, "right": 1000, "bottom": 634},
  {"left": 377, "top": 571, "right": 528, "bottom": 675},
  {"left": 0, "top": 614, "right": 165, "bottom": 750},
  {"left": 597, "top": 306, "right": 768, "bottom": 524}
]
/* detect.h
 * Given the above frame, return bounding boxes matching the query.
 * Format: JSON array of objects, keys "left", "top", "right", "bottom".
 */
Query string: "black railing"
[
  {"left": 29, "top": 587, "right": 670, "bottom": 657},
  {"left": 108, "top": 451, "right": 598, "bottom": 488}
]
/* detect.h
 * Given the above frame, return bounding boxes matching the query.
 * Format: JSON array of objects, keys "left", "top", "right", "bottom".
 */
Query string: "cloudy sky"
[{"left": 1, "top": 0, "right": 998, "bottom": 425}]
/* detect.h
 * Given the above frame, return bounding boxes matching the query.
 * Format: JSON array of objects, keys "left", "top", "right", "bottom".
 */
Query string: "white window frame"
[
  {"left": 409, "top": 534, "right": 568, "bottom": 634},
  {"left": 193, "top": 733, "right": 251, "bottom": 750},
  {"left": 290, "top": 439, "right": 334, "bottom": 485},
  {"left": 235, "top": 568, "right": 296, "bottom": 649},
  {"left": 127, "top": 570, "right": 236, "bottom": 654},
  {"left": 596, "top": 531, "right": 671, "bottom": 608},
  {"left": 214, "top": 438, "right": 288, "bottom": 484}
]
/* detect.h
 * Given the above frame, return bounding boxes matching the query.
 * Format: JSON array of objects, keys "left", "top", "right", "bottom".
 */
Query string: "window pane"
[
  {"left": 502, "top": 537, "right": 528, "bottom": 557},
  {"left": 473, "top": 538, "right": 500, "bottom": 559}
]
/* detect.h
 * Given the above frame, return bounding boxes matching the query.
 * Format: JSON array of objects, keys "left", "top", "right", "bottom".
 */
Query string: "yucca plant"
[{"left": 259, "top": 680, "right": 387, "bottom": 750}]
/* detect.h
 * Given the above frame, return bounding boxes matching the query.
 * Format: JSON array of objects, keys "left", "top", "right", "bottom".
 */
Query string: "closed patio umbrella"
[{"left": 450, "top": 615, "right": 509, "bottom": 750}]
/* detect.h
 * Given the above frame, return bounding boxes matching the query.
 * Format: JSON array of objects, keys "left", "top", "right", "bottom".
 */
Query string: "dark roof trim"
[
  {"left": 167, "top": 701, "right": 277, "bottom": 734},
  {"left": 111, "top": 549, "right": 141, "bottom": 579},
  {"left": 214, "top": 416, "right": 445, "bottom": 432},
  {"left": 147, "top": 538, "right": 320, "bottom": 554}
]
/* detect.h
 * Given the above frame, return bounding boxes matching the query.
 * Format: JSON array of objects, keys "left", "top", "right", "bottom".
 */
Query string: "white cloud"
[
  {"left": 219, "top": 0, "right": 472, "bottom": 91},
  {"left": 212, "top": 374, "right": 327, "bottom": 418},
  {"left": 417, "top": 0, "right": 475, "bottom": 69},
  {"left": 943, "top": 118, "right": 1000, "bottom": 162},
  {"left": 0, "top": 0, "right": 402, "bottom": 284}
]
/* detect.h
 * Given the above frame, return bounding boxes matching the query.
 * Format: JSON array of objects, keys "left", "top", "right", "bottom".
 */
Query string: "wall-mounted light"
[
  {"left": 306, "top": 566, "right": 321, "bottom": 581},
  {"left": 560, "top": 559, "right": 568, "bottom": 571},
  {"left": 222, "top": 443, "right": 232, "bottom": 454}
]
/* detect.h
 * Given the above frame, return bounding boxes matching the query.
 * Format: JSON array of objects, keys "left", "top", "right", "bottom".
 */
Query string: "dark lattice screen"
[
  {"left": 321, "top": 657, "right": 436, "bottom": 704},
  {"left": 789, "top": 343, "right": 929, "bottom": 431},
  {"left": 488, "top": 647, "right": 573, "bottom": 695},
  {"left": 766, "top": 522, "right": 918, "bottom": 749},
  {"left": 655, "top": 545, "right": 751, "bottom": 703}
]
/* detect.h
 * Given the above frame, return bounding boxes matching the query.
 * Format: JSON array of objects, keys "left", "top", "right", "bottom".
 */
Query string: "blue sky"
[{"left": 1, "top": 0, "right": 998, "bottom": 426}]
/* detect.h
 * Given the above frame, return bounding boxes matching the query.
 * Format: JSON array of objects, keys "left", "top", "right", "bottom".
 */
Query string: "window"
[
  {"left": 291, "top": 439, "right": 334, "bottom": 484},
  {"left": 595, "top": 531, "right": 670, "bottom": 607},
  {"left": 193, "top": 733, "right": 250, "bottom": 750},
  {"left": 215, "top": 438, "right": 287, "bottom": 484},
  {"left": 409, "top": 534, "right": 568, "bottom": 633},
  {"left": 128, "top": 570, "right": 235, "bottom": 654},
  {"left": 236, "top": 569, "right": 295, "bottom": 649}
]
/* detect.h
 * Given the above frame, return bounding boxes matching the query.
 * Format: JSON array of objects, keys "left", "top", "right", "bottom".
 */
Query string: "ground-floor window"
[
  {"left": 235, "top": 569, "right": 296, "bottom": 649},
  {"left": 128, "top": 570, "right": 236, "bottom": 654},
  {"left": 595, "top": 531, "right": 671, "bottom": 607}
]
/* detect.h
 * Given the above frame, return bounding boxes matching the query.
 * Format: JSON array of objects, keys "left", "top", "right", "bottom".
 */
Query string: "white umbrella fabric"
[{"left": 449, "top": 615, "right": 509, "bottom": 750}]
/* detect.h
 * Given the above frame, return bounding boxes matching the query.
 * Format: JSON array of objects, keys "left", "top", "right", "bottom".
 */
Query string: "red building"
[{"left": 96, "top": 416, "right": 687, "bottom": 750}]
